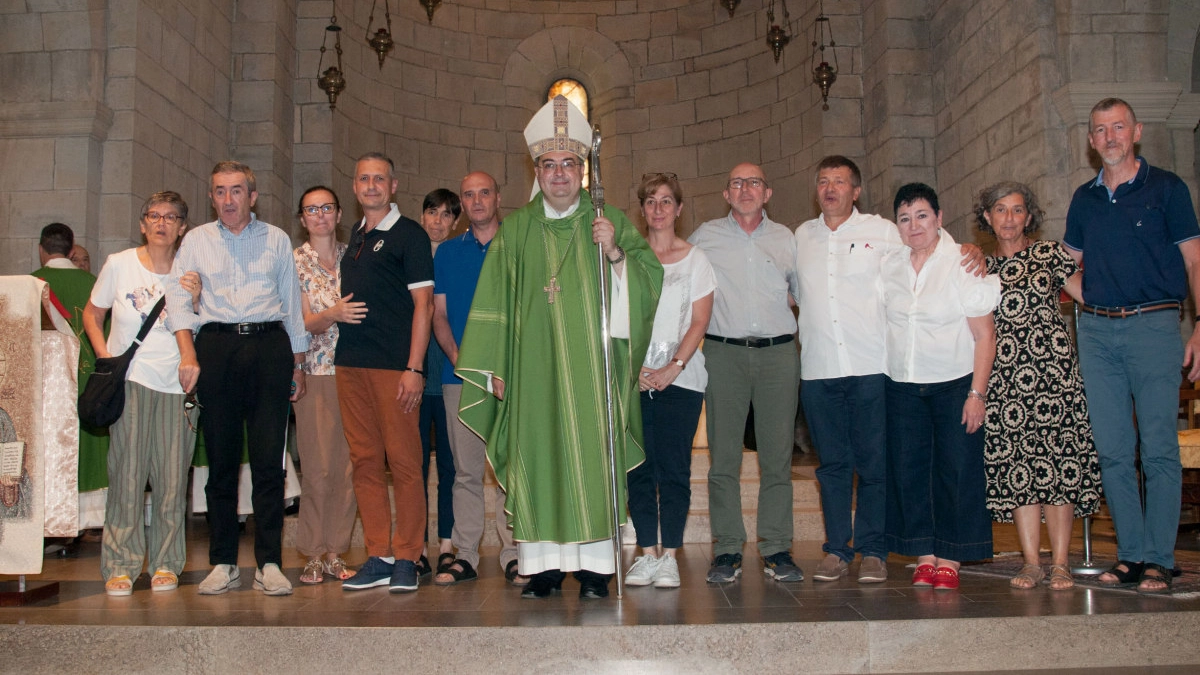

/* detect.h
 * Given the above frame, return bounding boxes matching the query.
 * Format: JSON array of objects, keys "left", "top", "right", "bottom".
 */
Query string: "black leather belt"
[
  {"left": 202, "top": 321, "right": 285, "bottom": 335},
  {"left": 704, "top": 333, "right": 794, "bottom": 348},
  {"left": 1079, "top": 301, "right": 1181, "bottom": 319}
]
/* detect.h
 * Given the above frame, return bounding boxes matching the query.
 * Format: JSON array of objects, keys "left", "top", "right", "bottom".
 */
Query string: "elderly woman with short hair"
[
  {"left": 975, "top": 181, "right": 1102, "bottom": 590},
  {"left": 83, "top": 191, "right": 201, "bottom": 596},
  {"left": 880, "top": 183, "right": 1001, "bottom": 591}
]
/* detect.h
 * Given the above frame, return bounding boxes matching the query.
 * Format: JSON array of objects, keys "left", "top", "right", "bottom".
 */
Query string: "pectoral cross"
[{"left": 544, "top": 276, "right": 561, "bottom": 304}]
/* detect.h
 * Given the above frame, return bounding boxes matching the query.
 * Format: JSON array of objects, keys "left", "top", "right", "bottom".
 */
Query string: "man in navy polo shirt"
[
  {"left": 430, "top": 171, "right": 525, "bottom": 587},
  {"left": 337, "top": 152, "right": 435, "bottom": 593},
  {"left": 1064, "top": 97, "right": 1200, "bottom": 594}
]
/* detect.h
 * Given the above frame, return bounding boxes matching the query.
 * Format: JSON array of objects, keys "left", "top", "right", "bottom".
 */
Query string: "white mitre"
[{"left": 524, "top": 95, "right": 591, "bottom": 160}]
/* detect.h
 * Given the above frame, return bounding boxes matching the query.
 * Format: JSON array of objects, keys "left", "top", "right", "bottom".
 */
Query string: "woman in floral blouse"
[{"left": 292, "top": 185, "right": 366, "bottom": 583}]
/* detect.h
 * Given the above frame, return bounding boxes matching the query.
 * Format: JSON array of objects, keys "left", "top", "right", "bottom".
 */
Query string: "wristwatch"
[{"left": 670, "top": 358, "right": 686, "bottom": 368}]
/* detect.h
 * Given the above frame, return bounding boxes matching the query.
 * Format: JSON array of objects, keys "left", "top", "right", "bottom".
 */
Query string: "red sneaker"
[
  {"left": 912, "top": 564, "right": 936, "bottom": 586},
  {"left": 932, "top": 566, "right": 959, "bottom": 590}
]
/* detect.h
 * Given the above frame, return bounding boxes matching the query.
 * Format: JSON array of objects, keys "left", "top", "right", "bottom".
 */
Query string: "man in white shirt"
[{"left": 794, "top": 156, "right": 897, "bottom": 583}]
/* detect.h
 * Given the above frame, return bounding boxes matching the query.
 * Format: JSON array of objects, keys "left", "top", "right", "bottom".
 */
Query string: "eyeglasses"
[
  {"left": 728, "top": 177, "right": 766, "bottom": 190},
  {"left": 537, "top": 158, "right": 580, "bottom": 173},
  {"left": 301, "top": 203, "right": 337, "bottom": 216},
  {"left": 183, "top": 392, "right": 202, "bottom": 434},
  {"left": 144, "top": 213, "right": 183, "bottom": 225},
  {"left": 642, "top": 172, "right": 678, "bottom": 181}
]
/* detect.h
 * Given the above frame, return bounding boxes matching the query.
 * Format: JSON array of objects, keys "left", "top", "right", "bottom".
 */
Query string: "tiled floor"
[{"left": 4, "top": 514, "right": 1199, "bottom": 629}]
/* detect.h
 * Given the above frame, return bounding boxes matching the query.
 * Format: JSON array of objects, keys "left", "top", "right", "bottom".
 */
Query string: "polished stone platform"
[
  {"left": 6, "top": 446, "right": 1200, "bottom": 673},
  {"left": 4, "top": 521, "right": 1200, "bottom": 674}
]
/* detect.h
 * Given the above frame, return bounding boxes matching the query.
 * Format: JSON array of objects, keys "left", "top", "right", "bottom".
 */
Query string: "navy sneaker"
[
  {"left": 706, "top": 552, "right": 743, "bottom": 583},
  {"left": 762, "top": 550, "right": 804, "bottom": 582},
  {"left": 389, "top": 559, "right": 419, "bottom": 593},
  {"left": 342, "top": 556, "right": 393, "bottom": 591}
]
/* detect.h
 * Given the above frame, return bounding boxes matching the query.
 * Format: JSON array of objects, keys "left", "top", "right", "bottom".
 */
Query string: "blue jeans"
[
  {"left": 884, "top": 375, "right": 993, "bottom": 561},
  {"left": 628, "top": 385, "right": 703, "bottom": 549},
  {"left": 1077, "top": 310, "right": 1183, "bottom": 568},
  {"left": 803, "top": 374, "right": 887, "bottom": 562},
  {"left": 419, "top": 393, "right": 455, "bottom": 540}
]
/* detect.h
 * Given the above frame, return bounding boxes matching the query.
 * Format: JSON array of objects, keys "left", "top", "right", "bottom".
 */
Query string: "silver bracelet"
[{"left": 967, "top": 388, "right": 986, "bottom": 402}]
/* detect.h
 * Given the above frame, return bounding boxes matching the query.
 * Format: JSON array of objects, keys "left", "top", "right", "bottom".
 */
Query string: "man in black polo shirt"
[
  {"left": 337, "top": 152, "right": 435, "bottom": 593},
  {"left": 1064, "top": 97, "right": 1200, "bottom": 594}
]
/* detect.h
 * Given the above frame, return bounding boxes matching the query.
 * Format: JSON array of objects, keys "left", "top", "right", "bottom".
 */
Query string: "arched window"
[{"left": 547, "top": 79, "right": 591, "bottom": 187}]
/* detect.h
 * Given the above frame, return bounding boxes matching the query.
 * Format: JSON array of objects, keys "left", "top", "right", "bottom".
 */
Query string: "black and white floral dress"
[{"left": 983, "top": 240, "right": 1102, "bottom": 522}]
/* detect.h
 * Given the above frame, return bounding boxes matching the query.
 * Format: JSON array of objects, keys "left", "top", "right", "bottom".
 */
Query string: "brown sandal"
[
  {"left": 1009, "top": 563, "right": 1044, "bottom": 589},
  {"left": 1047, "top": 564, "right": 1074, "bottom": 590}
]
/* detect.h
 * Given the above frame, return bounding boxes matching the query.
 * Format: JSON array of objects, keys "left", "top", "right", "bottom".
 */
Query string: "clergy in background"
[{"left": 455, "top": 96, "right": 662, "bottom": 599}]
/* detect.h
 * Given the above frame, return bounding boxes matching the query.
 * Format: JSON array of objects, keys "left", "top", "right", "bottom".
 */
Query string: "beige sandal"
[
  {"left": 105, "top": 574, "right": 133, "bottom": 596},
  {"left": 1048, "top": 564, "right": 1075, "bottom": 590},
  {"left": 323, "top": 557, "right": 353, "bottom": 581},
  {"left": 151, "top": 569, "right": 178, "bottom": 592},
  {"left": 300, "top": 557, "right": 324, "bottom": 584},
  {"left": 1009, "top": 563, "right": 1044, "bottom": 589}
]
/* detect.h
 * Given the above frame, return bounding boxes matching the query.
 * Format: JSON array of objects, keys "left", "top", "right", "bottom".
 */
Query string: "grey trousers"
[
  {"left": 443, "top": 384, "right": 518, "bottom": 570},
  {"left": 704, "top": 340, "right": 800, "bottom": 557},
  {"left": 101, "top": 381, "right": 197, "bottom": 580}
]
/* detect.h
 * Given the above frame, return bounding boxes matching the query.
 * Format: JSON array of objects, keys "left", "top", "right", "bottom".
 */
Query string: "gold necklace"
[{"left": 539, "top": 217, "right": 582, "bottom": 304}]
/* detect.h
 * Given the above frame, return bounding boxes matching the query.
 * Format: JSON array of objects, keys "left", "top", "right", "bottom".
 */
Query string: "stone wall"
[
  {"left": 0, "top": 0, "right": 109, "bottom": 272},
  {"left": 292, "top": 0, "right": 830, "bottom": 239},
  {"left": 97, "top": 0, "right": 236, "bottom": 265},
  {"left": 2, "top": 0, "right": 1200, "bottom": 277}
]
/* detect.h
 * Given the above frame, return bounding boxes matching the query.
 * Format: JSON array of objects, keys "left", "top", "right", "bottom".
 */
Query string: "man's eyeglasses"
[
  {"left": 728, "top": 177, "right": 766, "bottom": 190},
  {"left": 537, "top": 158, "right": 580, "bottom": 173},
  {"left": 301, "top": 203, "right": 337, "bottom": 216},
  {"left": 144, "top": 213, "right": 183, "bottom": 225}
]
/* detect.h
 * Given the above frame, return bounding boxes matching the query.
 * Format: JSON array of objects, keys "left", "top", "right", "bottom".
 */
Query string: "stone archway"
[{"left": 502, "top": 27, "right": 635, "bottom": 208}]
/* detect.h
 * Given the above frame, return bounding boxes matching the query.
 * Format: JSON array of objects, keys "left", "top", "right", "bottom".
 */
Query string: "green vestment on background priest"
[{"left": 456, "top": 190, "right": 662, "bottom": 545}]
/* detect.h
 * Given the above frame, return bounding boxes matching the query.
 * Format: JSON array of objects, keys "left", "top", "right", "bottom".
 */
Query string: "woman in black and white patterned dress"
[{"left": 976, "top": 181, "right": 1102, "bottom": 591}]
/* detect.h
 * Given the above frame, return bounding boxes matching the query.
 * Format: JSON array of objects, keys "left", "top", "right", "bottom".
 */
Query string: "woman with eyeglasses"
[
  {"left": 291, "top": 186, "right": 364, "bottom": 584},
  {"left": 82, "top": 191, "right": 202, "bottom": 596},
  {"left": 623, "top": 172, "right": 716, "bottom": 589}
]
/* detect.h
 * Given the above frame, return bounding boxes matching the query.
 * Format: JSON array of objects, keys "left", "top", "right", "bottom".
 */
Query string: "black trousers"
[{"left": 195, "top": 325, "right": 293, "bottom": 568}]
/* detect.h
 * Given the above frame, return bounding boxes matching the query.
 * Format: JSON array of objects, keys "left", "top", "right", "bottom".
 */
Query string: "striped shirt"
[{"left": 165, "top": 214, "right": 309, "bottom": 353}]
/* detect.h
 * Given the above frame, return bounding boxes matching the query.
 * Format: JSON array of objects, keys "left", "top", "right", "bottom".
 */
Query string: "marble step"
[{"left": 281, "top": 448, "right": 827, "bottom": 548}]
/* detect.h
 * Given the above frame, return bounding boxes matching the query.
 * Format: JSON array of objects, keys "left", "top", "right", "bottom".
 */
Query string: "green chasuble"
[
  {"left": 33, "top": 265, "right": 111, "bottom": 492},
  {"left": 457, "top": 191, "right": 662, "bottom": 544}
]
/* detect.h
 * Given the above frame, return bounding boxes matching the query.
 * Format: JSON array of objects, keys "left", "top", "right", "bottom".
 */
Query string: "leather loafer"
[
  {"left": 911, "top": 563, "right": 936, "bottom": 587},
  {"left": 932, "top": 566, "right": 960, "bottom": 590},
  {"left": 521, "top": 570, "right": 565, "bottom": 599},
  {"left": 577, "top": 572, "right": 610, "bottom": 599}
]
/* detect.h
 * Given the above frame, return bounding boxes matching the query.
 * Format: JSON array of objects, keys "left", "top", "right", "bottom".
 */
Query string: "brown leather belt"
[{"left": 1079, "top": 301, "right": 1181, "bottom": 319}]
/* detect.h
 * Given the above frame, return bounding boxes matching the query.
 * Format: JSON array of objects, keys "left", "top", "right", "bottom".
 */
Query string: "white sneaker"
[
  {"left": 625, "top": 554, "right": 660, "bottom": 586},
  {"left": 653, "top": 555, "right": 680, "bottom": 588},
  {"left": 254, "top": 563, "right": 293, "bottom": 596},
  {"left": 198, "top": 564, "right": 241, "bottom": 595}
]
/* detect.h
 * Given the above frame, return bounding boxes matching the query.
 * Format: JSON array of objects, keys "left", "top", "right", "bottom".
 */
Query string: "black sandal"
[
  {"left": 505, "top": 559, "right": 529, "bottom": 586},
  {"left": 433, "top": 559, "right": 477, "bottom": 586},
  {"left": 436, "top": 552, "right": 456, "bottom": 575},
  {"left": 1137, "top": 563, "right": 1173, "bottom": 595},
  {"left": 1098, "top": 560, "right": 1143, "bottom": 587}
]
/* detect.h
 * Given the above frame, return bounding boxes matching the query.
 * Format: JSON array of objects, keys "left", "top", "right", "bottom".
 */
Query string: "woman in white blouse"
[
  {"left": 623, "top": 172, "right": 716, "bottom": 589},
  {"left": 83, "top": 191, "right": 201, "bottom": 596},
  {"left": 879, "top": 183, "right": 1001, "bottom": 591}
]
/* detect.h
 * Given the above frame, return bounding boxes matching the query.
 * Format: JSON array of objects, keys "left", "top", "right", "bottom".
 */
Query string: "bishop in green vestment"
[{"left": 456, "top": 97, "right": 662, "bottom": 598}]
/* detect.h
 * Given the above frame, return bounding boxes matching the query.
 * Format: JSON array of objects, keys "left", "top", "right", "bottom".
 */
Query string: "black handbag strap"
[{"left": 129, "top": 296, "right": 167, "bottom": 352}]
